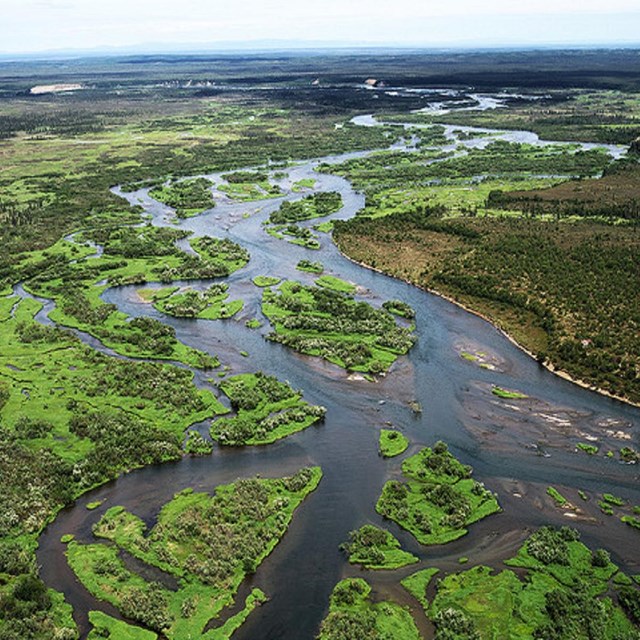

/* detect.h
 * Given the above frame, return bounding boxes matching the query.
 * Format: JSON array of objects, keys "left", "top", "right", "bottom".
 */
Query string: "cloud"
[{"left": 1, "top": 0, "right": 639, "bottom": 53}]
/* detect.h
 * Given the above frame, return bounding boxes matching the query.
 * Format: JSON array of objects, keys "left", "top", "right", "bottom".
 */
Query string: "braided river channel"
[{"left": 36, "top": 95, "right": 639, "bottom": 639}]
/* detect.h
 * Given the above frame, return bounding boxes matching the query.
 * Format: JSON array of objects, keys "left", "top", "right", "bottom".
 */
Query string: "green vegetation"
[
  {"left": 602, "top": 493, "right": 626, "bottom": 507},
  {"left": 252, "top": 275, "right": 282, "bottom": 287},
  {"left": 267, "top": 223, "right": 322, "bottom": 250},
  {"left": 184, "top": 430, "right": 214, "bottom": 455},
  {"left": 219, "top": 171, "right": 282, "bottom": 201},
  {"left": 404, "top": 527, "right": 640, "bottom": 640},
  {"left": 292, "top": 178, "right": 316, "bottom": 191},
  {"left": 340, "top": 524, "right": 418, "bottom": 570},
  {"left": 577, "top": 442, "right": 599, "bottom": 455},
  {"left": 262, "top": 280, "right": 416, "bottom": 374},
  {"left": 149, "top": 177, "right": 214, "bottom": 218},
  {"left": 315, "top": 274, "right": 356, "bottom": 294},
  {"left": 382, "top": 299, "right": 415, "bottom": 319},
  {"left": 318, "top": 578, "right": 420, "bottom": 640},
  {"left": 210, "top": 372, "right": 326, "bottom": 445},
  {"left": 296, "top": 259, "right": 324, "bottom": 274},
  {"left": 153, "top": 283, "right": 243, "bottom": 319},
  {"left": 401, "top": 568, "right": 440, "bottom": 610},
  {"left": 376, "top": 441, "right": 500, "bottom": 545},
  {"left": 492, "top": 386, "right": 528, "bottom": 400},
  {"left": 88, "top": 611, "right": 158, "bottom": 640},
  {"left": 68, "top": 468, "right": 321, "bottom": 638},
  {"left": 268, "top": 191, "right": 342, "bottom": 225},
  {"left": 379, "top": 429, "right": 409, "bottom": 458},
  {"left": 547, "top": 486, "right": 569, "bottom": 507},
  {"left": 314, "top": 221, "right": 335, "bottom": 233},
  {"left": 86, "top": 500, "right": 104, "bottom": 511}
]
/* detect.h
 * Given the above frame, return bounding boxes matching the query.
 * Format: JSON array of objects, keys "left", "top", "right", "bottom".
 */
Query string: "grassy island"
[
  {"left": 379, "top": 429, "right": 409, "bottom": 458},
  {"left": 252, "top": 275, "right": 282, "bottom": 287},
  {"left": 67, "top": 468, "right": 321, "bottom": 639},
  {"left": 268, "top": 191, "right": 342, "bottom": 225},
  {"left": 153, "top": 283, "right": 243, "bottom": 319},
  {"left": 296, "top": 259, "right": 324, "bottom": 274},
  {"left": 341, "top": 524, "right": 418, "bottom": 570},
  {"left": 210, "top": 372, "right": 326, "bottom": 445},
  {"left": 262, "top": 280, "right": 416, "bottom": 374},
  {"left": 219, "top": 170, "right": 282, "bottom": 201},
  {"left": 408, "top": 527, "right": 640, "bottom": 640},
  {"left": 149, "top": 177, "right": 214, "bottom": 218},
  {"left": 318, "top": 578, "right": 420, "bottom": 640},
  {"left": 376, "top": 441, "right": 501, "bottom": 545}
]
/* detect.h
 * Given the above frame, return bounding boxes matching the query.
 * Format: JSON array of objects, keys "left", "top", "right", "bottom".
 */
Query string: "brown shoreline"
[{"left": 336, "top": 246, "right": 640, "bottom": 410}]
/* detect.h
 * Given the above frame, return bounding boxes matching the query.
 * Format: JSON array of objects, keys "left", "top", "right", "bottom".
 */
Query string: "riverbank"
[{"left": 336, "top": 246, "right": 640, "bottom": 410}]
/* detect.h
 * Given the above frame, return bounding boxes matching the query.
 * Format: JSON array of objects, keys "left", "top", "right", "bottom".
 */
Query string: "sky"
[{"left": 2, "top": 0, "right": 640, "bottom": 54}]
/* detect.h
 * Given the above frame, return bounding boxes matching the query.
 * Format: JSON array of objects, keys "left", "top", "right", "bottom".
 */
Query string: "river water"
[{"left": 36, "top": 94, "right": 639, "bottom": 639}]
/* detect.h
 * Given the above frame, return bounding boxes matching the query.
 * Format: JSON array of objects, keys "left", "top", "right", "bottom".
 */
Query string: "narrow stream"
[{"left": 36, "top": 92, "right": 639, "bottom": 639}]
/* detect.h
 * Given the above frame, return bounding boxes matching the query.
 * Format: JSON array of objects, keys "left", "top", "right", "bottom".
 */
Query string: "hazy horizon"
[{"left": 3, "top": 0, "right": 640, "bottom": 56}]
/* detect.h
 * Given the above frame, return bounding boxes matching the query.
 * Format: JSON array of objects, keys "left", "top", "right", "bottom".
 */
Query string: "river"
[{"left": 36, "top": 93, "right": 639, "bottom": 640}]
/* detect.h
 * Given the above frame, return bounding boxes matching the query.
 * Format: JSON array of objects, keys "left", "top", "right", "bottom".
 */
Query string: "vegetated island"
[
  {"left": 379, "top": 429, "right": 409, "bottom": 458},
  {"left": 296, "top": 259, "right": 324, "bottom": 274},
  {"left": 376, "top": 441, "right": 501, "bottom": 544},
  {"left": 219, "top": 170, "right": 282, "bottom": 201},
  {"left": 66, "top": 468, "right": 322, "bottom": 639},
  {"left": 149, "top": 282, "right": 244, "bottom": 319},
  {"left": 402, "top": 526, "right": 640, "bottom": 640},
  {"left": 149, "top": 177, "right": 215, "bottom": 218},
  {"left": 340, "top": 524, "right": 418, "bottom": 570},
  {"left": 317, "top": 578, "right": 420, "bottom": 640},
  {"left": 210, "top": 372, "right": 326, "bottom": 445},
  {"left": 264, "top": 191, "right": 343, "bottom": 249},
  {"left": 262, "top": 280, "right": 416, "bottom": 374}
]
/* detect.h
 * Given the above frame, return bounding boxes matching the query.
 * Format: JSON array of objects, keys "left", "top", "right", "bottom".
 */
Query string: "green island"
[
  {"left": 149, "top": 177, "right": 215, "bottom": 218},
  {"left": 401, "top": 527, "right": 640, "bottom": 640},
  {"left": 267, "top": 223, "right": 322, "bottom": 249},
  {"left": 382, "top": 299, "right": 415, "bottom": 319},
  {"left": 0, "top": 300, "right": 225, "bottom": 639},
  {"left": 296, "top": 259, "right": 324, "bottom": 274},
  {"left": 379, "top": 429, "right": 409, "bottom": 458},
  {"left": 210, "top": 372, "right": 326, "bottom": 445},
  {"left": 262, "top": 280, "right": 416, "bottom": 373},
  {"left": 376, "top": 441, "right": 501, "bottom": 544},
  {"left": 253, "top": 275, "right": 282, "bottom": 287},
  {"left": 292, "top": 178, "right": 317, "bottom": 192},
  {"left": 268, "top": 191, "right": 342, "bottom": 225},
  {"left": 340, "top": 524, "right": 418, "bottom": 570},
  {"left": 219, "top": 170, "right": 282, "bottom": 201},
  {"left": 153, "top": 282, "right": 244, "bottom": 319},
  {"left": 66, "top": 468, "right": 321, "bottom": 638},
  {"left": 491, "top": 386, "right": 529, "bottom": 400},
  {"left": 317, "top": 578, "right": 420, "bottom": 640}
]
